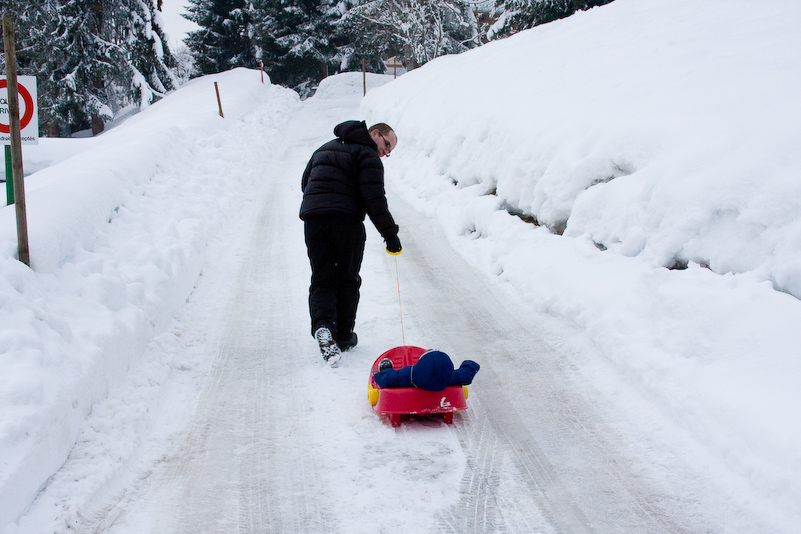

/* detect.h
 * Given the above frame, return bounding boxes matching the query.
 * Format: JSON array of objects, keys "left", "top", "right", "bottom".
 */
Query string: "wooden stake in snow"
[
  {"left": 2, "top": 16, "right": 30, "bottom": 267},
  {"left": 214, "top": 81, "right": 224, "bottom": 118}
]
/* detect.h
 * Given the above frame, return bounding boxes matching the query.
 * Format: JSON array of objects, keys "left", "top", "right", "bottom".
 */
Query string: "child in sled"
[{"left": 372, "top": 349, "right": 480, "bottom": 391}]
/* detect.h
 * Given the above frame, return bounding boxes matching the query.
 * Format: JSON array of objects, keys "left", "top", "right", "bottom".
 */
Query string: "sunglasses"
[{"left": 379, "top": 133, "right": 392, "bottom": 156}]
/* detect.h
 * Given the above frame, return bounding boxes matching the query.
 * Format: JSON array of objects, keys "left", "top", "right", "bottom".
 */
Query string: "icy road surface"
[{"left": 17, "top": 86, "right": 753, "bottom": 534}]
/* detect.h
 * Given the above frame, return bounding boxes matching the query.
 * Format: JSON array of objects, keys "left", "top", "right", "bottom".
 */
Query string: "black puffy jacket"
[{"left": 300, "top": 121, "right": 399, "bottom": 239}]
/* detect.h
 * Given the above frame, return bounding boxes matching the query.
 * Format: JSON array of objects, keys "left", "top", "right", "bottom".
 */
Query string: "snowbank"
[
  {"left": 0, "top": 68, "right": 299, "bottom": 528},
  {"left": 363, "top": 0, "right": 801, "bottom": 528},
  {"left": 365, "top": 0, "right": 801, "bottom": 297}
]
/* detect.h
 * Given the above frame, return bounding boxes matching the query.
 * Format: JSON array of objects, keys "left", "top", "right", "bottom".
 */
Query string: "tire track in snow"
[
  {"left": 160, "top": 127, "right": 335, "bottom": 532},
  {"left": 229, "top": 171, "right": 335, "bottom": 533},
  {"left": 77, "top": 80, "right": 395, "bottom": 534},
  {"left": 388, "top": 194, "right": 694, "bottom": 533},
  {"left": 112, "top": 123, "right": 335, "bottom": 532}
]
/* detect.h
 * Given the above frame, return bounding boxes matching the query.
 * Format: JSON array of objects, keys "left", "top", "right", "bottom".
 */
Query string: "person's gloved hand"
[{"left": 385, "top": 234, "right": 402, "bottom": 255}]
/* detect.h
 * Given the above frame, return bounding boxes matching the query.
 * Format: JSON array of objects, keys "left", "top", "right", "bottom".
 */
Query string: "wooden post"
[
  {"left": 260, "top": 61, "right": 264, "bottom": 84},
  {"left": 214, "top": 81, "right": 224, "bottom": 118},
  {"left": 2, "top": 16, "right": 30, "bottom": 267},
  {"left": 362, "top": 58, "right": 366, "bottom": 96}
]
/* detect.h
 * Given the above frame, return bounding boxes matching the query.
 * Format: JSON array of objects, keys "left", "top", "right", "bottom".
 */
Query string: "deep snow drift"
[
  {"left": 360, "top": 0, "right": 801, "bottom": 528},
  {"left": 1, "top": 0, "right": 800, "bottom": 530},
  {"left": 0, "top": 69, "right": 300, "bottom": 528}
]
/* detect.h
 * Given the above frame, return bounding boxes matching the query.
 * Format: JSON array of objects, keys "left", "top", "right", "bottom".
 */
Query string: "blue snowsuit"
[{"left": 373, "top": 350, "right": 480, "bottom": 391}]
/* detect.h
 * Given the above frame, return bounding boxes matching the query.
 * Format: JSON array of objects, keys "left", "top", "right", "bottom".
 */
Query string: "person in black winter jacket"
[
  {"left": 300, "top": 120, "right": 401, "bottom": 365},
  {"left": 373, "top": 350, "right": 480, "bottom": 391}
]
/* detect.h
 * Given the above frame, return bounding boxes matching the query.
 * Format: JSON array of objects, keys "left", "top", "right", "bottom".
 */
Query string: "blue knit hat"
[{"left": 411, "top": 350, "right": 454, "bottom": 391}]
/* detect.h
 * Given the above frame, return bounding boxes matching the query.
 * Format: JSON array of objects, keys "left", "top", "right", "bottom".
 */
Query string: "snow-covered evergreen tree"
[
  {"left": 3, "top": 0, "right": 181, "bottom": 135},
  {"left": 2, "top": 1, "right": 63, "bottom": 134},
  {"left": 33, "top": 0, "right": 123, "bottom": 135},
  {"left": 341, "top": 0, "right": 479, "bottom": 71},
  {"left": 334, "top": 0, "right": 399, "bottom": 73},
  {"left": 1, "top": 0, "right": 46, "bottom": 77},
  {"left": 172, "top": 44, "right": 195, "bottom": 84},
  {"left": 123, "top": 0, "right": 179, "bottom": 109},
  {"left": 253, "top": 0, "right": 341, "bottom": 94},
  {"left": 2, "top": 3, "right": 43, "bottom": 117},
  {"left": 184, "top": 0, "right": 258, "bottom": 76},
  {"left": 494, "top": 0, "right": 614, "bottom": 38}
]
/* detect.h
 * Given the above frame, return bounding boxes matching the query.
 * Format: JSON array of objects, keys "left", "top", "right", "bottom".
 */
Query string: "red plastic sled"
[{"left": 368, "top": 346, "right": 468, "bottom": 427}]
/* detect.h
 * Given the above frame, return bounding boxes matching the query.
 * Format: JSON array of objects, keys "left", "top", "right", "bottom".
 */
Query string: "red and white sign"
[{"left": 1, "top": 76, "right": 38, "bottom": 145}]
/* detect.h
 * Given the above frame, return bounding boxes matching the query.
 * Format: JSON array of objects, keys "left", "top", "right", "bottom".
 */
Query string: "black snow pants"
[{"left": 304, "top": 216, "right": 366, "bottom": 341}]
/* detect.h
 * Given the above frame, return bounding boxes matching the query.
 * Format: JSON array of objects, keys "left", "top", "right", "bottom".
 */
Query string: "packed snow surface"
[{"left": 2, "top": 0, "right": 800, "bottom": 531}]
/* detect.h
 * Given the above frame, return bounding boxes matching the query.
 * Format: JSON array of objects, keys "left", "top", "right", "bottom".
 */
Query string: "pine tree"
[
  {"left": 340, "top": 0, "right": 479, "bottom": 71},
  {"left": 4, "top": 2, "right": 73, "bottom": 134},
  {"left": 184, "top": 0, "right": 258, "bottom": 76},
  {"left": 123, "top": 0, "right": 179, "bottom": 108},
  {"left": 3, "top": 0, "right": 182, "bottom": 135},
  {"left": 254, "top": 0, "right": 340, "bottom": 94},
  {"left": 172, "top": 44, "right": 195, "bottom": 84},
  {"left": 495, "top": 0, "right": 614, "bottom": 38},
  {"left": 335, "top": 0, "right": 402, "bottom": 73},
  {"left": 36, "top": 0, "right": 124, "bottom": 135},
  {"left": 1, "top": 0, "right": 46, "bottom": 76}
]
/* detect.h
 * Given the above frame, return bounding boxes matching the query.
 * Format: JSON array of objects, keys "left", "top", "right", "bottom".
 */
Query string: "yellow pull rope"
[{"left": 394, "top": 255, "right": 405, "bottom": 346}]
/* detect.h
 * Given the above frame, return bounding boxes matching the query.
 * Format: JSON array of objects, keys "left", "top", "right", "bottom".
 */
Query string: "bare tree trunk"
[
  {"left": 404, "top": 44, "right": 417, "bottom": 70},
  {"left": 91, "top": 114, "right": 105, "bottom": 136},
  {"left": 91, "top": 0, "right": 105, "bottom": 136}
]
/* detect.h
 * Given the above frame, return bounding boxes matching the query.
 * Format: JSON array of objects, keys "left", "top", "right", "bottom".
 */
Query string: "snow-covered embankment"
[{"left": 0, "top": 69, "right": 298, "bottom": 528}]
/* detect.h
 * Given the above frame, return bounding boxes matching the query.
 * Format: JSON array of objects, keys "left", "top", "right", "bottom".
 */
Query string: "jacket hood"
[
  {"left": 334, "top": 120, "right": 377, "bottom": 150},
  {"left": 411, "top": 350, "right": 455, "bottom": 391}
]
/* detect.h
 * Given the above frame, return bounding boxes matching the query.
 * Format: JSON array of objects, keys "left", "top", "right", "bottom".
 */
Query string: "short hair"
[{"left": 368, "top": 123, "right": 394, "bottom": 137}]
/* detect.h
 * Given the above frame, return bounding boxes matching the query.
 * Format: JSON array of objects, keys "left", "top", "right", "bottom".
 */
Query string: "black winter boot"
[{"left": 337, "top": 332, "right": 358, "bottom": 351}]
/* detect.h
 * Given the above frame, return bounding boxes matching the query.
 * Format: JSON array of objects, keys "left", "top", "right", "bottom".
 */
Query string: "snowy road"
[
  {"left": 16, "top": 83, "right": 755, "bottom": 533},
  {"left": 7, "top": 2, "right": 801, "bottom": 530},
  {"left": 103, "top": 88, "right": 684, "bottom": 532}
]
